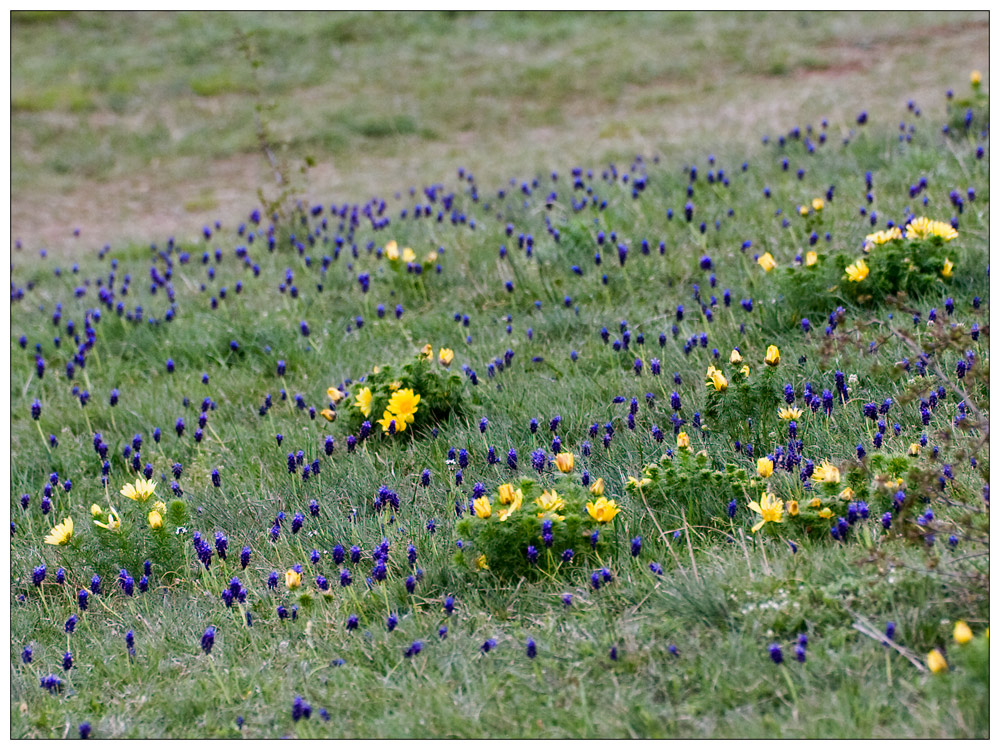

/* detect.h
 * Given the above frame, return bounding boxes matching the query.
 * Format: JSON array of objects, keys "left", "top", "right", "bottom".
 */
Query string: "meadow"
[{"left": 9, "top": 11, "right": 990, "bottom": 739}]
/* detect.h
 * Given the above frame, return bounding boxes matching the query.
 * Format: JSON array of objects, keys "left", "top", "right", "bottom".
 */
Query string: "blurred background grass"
[{"left": 11, "top": 10, "right": 988, "bottom": 250}]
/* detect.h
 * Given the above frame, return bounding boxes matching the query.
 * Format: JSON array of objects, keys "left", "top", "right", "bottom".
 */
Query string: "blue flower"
[
  {"left": 201, "top": 626, "right": 215, "bottom": 654},
  {"left": 768, "top": 643, "right": 783, "bottom": 664}
]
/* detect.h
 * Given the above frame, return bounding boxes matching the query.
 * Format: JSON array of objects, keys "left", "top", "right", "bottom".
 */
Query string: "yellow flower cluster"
[
  {"left": 496, "top": 484, "right": 523, "bottom": 521},
  {"left": 904, "top": 216, "right": 958, "bottom": 242},
  {"left": 322, "top": 386, "right": 347, "bottom": 420},
  {"left": 377, "top": 387, "right": 421, "bottom": 434},
  {"left": 473, "top": 479, "right": 618, "bottom": 526},
  {"left": 863, "top": 226, "right": 902, "bottom": 250},
  {"left": 384, "top": 240, "right": 416, "bottom": 264}
]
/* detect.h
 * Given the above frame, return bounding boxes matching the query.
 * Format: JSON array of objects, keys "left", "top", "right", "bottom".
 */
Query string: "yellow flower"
[
  {"left": 845, "top": 258, "right": 869, "bottom": 283},
  {"left": 387, "top": 388, "right": 421, "bottom": 425},
  {"left": 152, "top": 500, "right": 167, "bottom": 515},
  {"left": 812, "top": 198, "right": 824, "bottom": 212},
  {"left": 818, "top": 507, "right": 833, "bottom": 519},
  {"left": 121, "top": 477, "right": 157, "bottom": 502},
  {"left": 799, "top": 205, "right": 809, "bottom": 217},
  {"left": 402, "top": 247, "right": 416, "bottom": 264},
  {"left": 90, "top": 503, "right": 104, "bottom": 518},
  {"left": 812, "top": 461, "right": 841, "bottom": 485},
  {"left": 677, "top": 431, "right": 691, "bottom": 450},
  {"left": 44, "top": 517, "right": 74, "bottom": 546},
  {"left": 586, "top": 496, "right": 620, "bottom": 524},
  {"left": 765, "top": 345, "right": 780, "bottom": 367},
  {"left": 757, "top": 252, "right": 777, "bottom": 272},
  {"left": 372, "top": 365, "right": 381, "bottom": 374},
  {"left": 729, "top": 349, "right": 743, "bottom": 364},
  {"left": 534, "top": 490, "right": 565, "bottom": 514},
  {"left": 285, "top": 569, "right": 301, "bottom": 590},
  {"left": 864, "top": 227, "right": 902, "bottom": 249},
  {"left": 740, "top": 365, "right": 750, "bottom": 378},
  {"left": 953, "top": 621, "right": 974, "bottom": 645},
  {"left": 927, "top": 648, "right": 948, "bottom": 674},
  {"left": 388, "top": 381, "right": 402, "bottom": 392},
  {"left": 756, "top": 457, "right": 774, "bottom": 478},
  {"left": 320, "top": 408, "right": 337, "bottom": 422},
  {"left": 498, "top": 484, "right": 519, "bottom": 505},
  {"left": 625, "top": 476, "right": 651, "bottom": 490},
  {"left": 805, "top": 250, "right": 818, "bottom": 266},
  {"left": 786, "top": 500, "right": 799, "bottom": 516},
  {"left": 419, "top": 343, "right": 433, "bottom": 360},
  {"left": 385, "top": 240, "right": 400, "bottom": 261},
  {"left": 931, "top": 221, "right": 958, "bottom": 241},
  {"left": 438, "top": 347, "right": 454, "bottom": 366},
  {"left": 425, "top": 250, "right": 438, "bottom": 264},
  {"left": 354, "top": 387, "right": 373, "bottom": 418},
  {"left": 908, "top": 443, "right": 921, "bottom": 456},
  {"left": 473, "top": 496, "right": 492, "bottom": 519},
  {"left": 808, "top": 497, "right": 822, "bottom": 509},
  {"left": 148, "top": 509, "right": 163, "bottom": 529},
  {"left": 706, "top": 365, "right": 728, "bottom": 392},
  {"left": 554, "top": 452, "right": 575, "bottom": 473},
  {"left": 941, "top": 258, "right": 954, "bottom": 278},
  {"left": 378, "top": 410, "right": 407, "bottom": 434},
  {"left": 971, "top": 69, "right": 982, "bottom": 86},
  {"left": 839, "top": 487, "right": 855, "bottom": 501},
  {"left": 778, "top": 406, "right": 802, "bottom": 420},
  {"left": 475, "top": 554, "right": 489, "bottom": 570},
  {"left": 905, "top": 216, "right": 934, "bottom": 240},
  {"left": 326, "top": 387, "right": 346, "bottom": 404},
  {"left": 881, "top": 477, "right": 904, "bottom": 492},
  {"left": 497, "top": 494, "right": 522, "bottom": 522},
  {"left": 93, "top": 506, "right": 121, "bottom": 532},
  {"left": 748, "top": 492, "right": 783, "bottom": 533},
  {"left": 590, "top": 477, "right": 605, "bottom": 496}
]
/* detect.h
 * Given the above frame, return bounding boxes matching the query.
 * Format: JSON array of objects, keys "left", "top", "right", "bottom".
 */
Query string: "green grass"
[
  {"left": 9, "top": 10, "right": 990, "bottom": 740},
  {"left": 10, "top": 11, "right": 989, "bottom": 250}
]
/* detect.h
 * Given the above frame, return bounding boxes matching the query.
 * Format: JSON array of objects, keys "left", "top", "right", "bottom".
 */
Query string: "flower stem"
[{"left": 208, "top": 655, "right": 232, "bottom": 703}]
